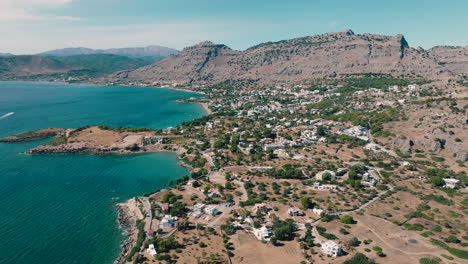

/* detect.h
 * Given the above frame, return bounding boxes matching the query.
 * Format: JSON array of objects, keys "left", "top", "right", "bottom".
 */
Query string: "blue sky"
[{"left": 1, "top": 0, "right": 467, "bottom": 54}]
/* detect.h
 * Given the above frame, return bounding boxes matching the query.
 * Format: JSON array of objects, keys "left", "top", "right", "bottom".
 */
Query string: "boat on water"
[{"left": 0, "top": 112, "right": 14, "bottom": 119}]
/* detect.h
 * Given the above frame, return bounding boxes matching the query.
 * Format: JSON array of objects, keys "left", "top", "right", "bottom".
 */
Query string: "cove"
[{"left": 0, "top": 82, "right": 206, "bottom": 264}]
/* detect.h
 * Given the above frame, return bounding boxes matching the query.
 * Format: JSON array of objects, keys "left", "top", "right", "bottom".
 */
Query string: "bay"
[{"left": 0, "top": 82, "right": 205, "bottom": 264}]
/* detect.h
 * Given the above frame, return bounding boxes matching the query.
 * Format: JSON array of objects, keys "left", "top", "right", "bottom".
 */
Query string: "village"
[
  {"left": 107, "top": 77, "right": 467, "bottom": 264},
  {"left": 4, "top": 77, "right": 465, "bottom": 264}
]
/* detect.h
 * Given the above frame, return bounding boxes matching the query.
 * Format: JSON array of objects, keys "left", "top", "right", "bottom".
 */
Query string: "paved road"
[
  {"left": 140, "top": 197, "right": 152, "bottom": 232},
  {"left": 202, "top": 152, "right": 214, "bottom": 167}
]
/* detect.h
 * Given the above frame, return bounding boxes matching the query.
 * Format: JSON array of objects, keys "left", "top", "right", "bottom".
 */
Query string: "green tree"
[
  {"left": 340, "top": 215, "right": 356, "bottom": 224},
  {"left": 301, "top": 196, "right": 315, "bottom": 209}
]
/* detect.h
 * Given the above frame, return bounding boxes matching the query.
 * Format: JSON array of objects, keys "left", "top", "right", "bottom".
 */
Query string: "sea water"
[{"left": 0, "top": 82, "right": 206, "bottom": 264}]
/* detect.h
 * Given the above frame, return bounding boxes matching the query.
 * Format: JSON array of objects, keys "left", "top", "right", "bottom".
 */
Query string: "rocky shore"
[
  {"left": 114, "top": 198, "right": 143, "bottom": 264},
  {"left": 26, "top": 143, "right": 185, "bottom": 156},
  {"left": 0, "top": 128, "right": 65, "bottom": 143}
]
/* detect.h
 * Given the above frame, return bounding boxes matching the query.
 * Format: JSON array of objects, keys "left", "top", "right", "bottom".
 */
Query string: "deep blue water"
[{"left": 0, "top": 82, "right": 206, "bottom": 264}]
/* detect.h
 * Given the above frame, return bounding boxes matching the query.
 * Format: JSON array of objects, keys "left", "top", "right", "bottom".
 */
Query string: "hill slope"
[
  {"left": 0, "top": 54, "right": 153, "bottom": 78},
  {"left": 113, "top": 30, "right": 466, "bottom": 85},
  {"left": 0, "top": 56, "right": 73, "bottom": 77}
]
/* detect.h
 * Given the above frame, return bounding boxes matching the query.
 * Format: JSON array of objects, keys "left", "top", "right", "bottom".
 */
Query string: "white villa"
[
  {"left": 147, "top": 244, "right": 157, "bottom": 257},
  {"left": 337, "top": 126, "right": 369, "bottom": 141},
  {"left": 253, "top": 225, "right": 273, "bottom": 241},
  {"left": 159, "top": 215, "right": 177, "bottom": 229},
  {"left": 321, "top": 240, "right": 342, "bottom": 257},
  {"left": 313, "top": 182, "right": 337, "bottom": 190},
  {"left": 312, "top": 208, "right": 324, "bottom": 216},
  {"left": 443, "top": 178, "right": 461, "bottom": 189}
]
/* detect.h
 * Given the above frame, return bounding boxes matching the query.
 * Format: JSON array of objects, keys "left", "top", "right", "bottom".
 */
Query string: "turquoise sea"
[{"left": 0, "top": 82, "right": 206, "bottom": 264}]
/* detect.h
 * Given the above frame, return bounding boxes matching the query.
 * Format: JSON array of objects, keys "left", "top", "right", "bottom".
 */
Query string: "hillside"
[
  {"left": 58, "top": 54, "right": 153, "bottom": 74},
  {"left": 111, "top": 30, "right": 467, "bottom": 85},
  {"left": 39, "top": 45, "right": 178, "bottom": 59},
  {"left": 0, "top": 54, "right": 153, "bottom": 79},
  {"left": 0, "top": 55, "right": 73, "bottom": 77}
]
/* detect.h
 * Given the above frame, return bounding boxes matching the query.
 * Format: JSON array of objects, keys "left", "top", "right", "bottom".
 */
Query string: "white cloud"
[
  {"left": 0, "top": 21, "right": 225, "bottom": 54},
  {"left": 0, "top": 0, "right": 77, "bottom": 21}
]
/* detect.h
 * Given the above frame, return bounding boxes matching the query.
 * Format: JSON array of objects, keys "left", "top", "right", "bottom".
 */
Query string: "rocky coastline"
[
  {"left": 0, "top": 129, "right": 65, "bottom": 143},
  {"left": 114, "top": 199, "right": 143, "bottom": 264}
]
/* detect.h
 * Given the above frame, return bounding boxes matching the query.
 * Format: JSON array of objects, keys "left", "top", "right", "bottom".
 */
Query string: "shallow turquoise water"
[{"left": 0, "top": 82, "right": 205, "bottom": 264}]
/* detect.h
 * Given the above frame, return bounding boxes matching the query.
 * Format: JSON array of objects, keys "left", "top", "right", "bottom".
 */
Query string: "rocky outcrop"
[
  {"left": 390, "top": 137, "right": 414, "bottom": 153},
  {"left": 390, "top": 130, "right": 467, "bottom": 162},
  {"left": 110, "top": 30, "right": 467, "bottom": 85},
  {"left": 428, "top": 46, "right": 468, "bottom": 75}
]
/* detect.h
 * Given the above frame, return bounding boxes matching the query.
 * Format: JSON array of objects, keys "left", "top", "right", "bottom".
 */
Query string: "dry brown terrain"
[{"left": 110, "top": 30, "right": 467, "bottom": 86}]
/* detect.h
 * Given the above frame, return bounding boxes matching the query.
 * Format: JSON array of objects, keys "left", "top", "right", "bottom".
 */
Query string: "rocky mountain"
[
  {"left": 39, "top": 45, "right": 178, "bottom": 59},
  {"left": 113, "top": 30, "right": 467, "bottom": 85},
  {"left": 428, "top": 46, "right": 468, "bottom": 76},
  {"left": 0, "top": 53, "right": 14, "bottom": 57},
  {"left": 0, "top": 54, "right": 152, "bottom": 78}
]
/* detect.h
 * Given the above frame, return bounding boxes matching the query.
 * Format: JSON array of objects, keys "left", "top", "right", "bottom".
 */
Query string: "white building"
[
  {"left": 312, "top": 208, "right": 324, "bottom": 216},
  {"left": 313, "top": 182, "right": 337, "bottom": 190},
  {"left": 321, "top": 240, "right": 342, "bottom": 257},
  {"left": 338, "top": 126, "right": 369, "bottom": 141},
  {"left": 147, "top": 244, "right": 157, "bottom": 257},
  {"left": 408, "top": 84, "right": 418, "bottom": 90},
  {"left": 253, "top": 226, "right": 273, "bottom": 241},
  {"left": 443, "top": 178, "right": 461, "bottom": 189},
  {"left": 159, "top": 215, "right": 178, "bottom": 228}
]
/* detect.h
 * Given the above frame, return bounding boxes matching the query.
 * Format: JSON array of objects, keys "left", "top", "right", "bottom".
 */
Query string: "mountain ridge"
[
  {"left": 109, "top": 30, "right": 467, "bottom": 86},
  {"left": 38, "top": 45, "right": 178, "bottom": 58}
]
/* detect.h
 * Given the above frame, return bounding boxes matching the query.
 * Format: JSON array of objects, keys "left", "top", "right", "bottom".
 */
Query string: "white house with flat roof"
[
  {"left": 443, "top": 178, "right": 461, "bottom": 189},
  {"left": 159, "top": 215, "right": 177, "bottom": 229},
  {"left": 321, "top": 240, "right": 342, "bottom": 256},
  {"left": 253, "top": 225, "right": 273, "bottom": 241},
  {"left": 147, "top": 244, "right": 157, "bottom": 257},
  {"left": 312, "top": 208, "right": 324, "bottom": 216}
]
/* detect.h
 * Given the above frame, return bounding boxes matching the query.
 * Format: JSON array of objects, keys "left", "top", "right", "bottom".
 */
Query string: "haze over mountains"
[
  {"left": 0, "top": 54, "right": 153, "bottom": 78},
  {"left": 38, "top": 45, "right": 178, "bottom": 59},
  {"left": 112, "top": 30, "right": 468, "bottom": 85},
  {"left": 0, "top": 45, "right": 178, "bottom": 79}
]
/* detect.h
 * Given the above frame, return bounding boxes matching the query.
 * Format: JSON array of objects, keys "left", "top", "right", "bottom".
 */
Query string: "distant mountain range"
[
  {"left": 111, "top": 30, "right": 468, "bottom": 85},
  {"left": 0, "top": 53, "right": 14, "bottom": 56},
  {"left": 2, "top": 32, "right": 467, "bottom": 83},
  {"left": 0, "top": 54, "right": 153, "bottom": 78},
  {"left": 38, "top": 45, "right": 178, "bottom": 59}
]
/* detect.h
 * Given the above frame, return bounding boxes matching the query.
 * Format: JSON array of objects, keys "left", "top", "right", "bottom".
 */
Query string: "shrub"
[{"left": 340, "top": 215, "right": 356, "bottom": 224}]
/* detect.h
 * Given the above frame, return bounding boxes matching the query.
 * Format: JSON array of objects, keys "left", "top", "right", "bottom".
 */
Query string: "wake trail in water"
[{"left": 0, "top": 112, "right": 14, "bottom": 120}]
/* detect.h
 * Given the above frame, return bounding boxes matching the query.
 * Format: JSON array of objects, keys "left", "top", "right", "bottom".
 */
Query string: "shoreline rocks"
[
  {"left": 114, "top": 199, "right": 142, "bottom": 264},
  {"left": 0, "top": 131, "right": 63, "bottom": 143}
]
